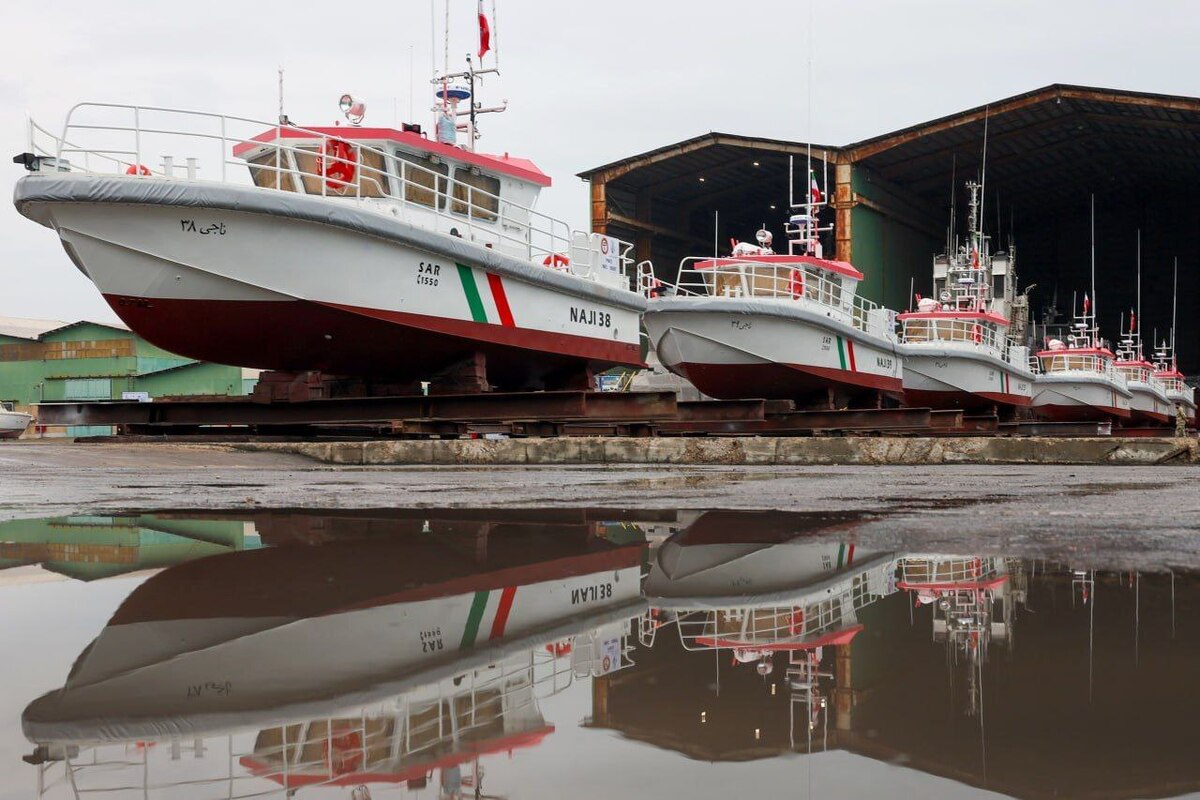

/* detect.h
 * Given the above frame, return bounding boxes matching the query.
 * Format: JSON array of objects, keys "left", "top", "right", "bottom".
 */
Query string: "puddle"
[{"left": 3, "top": 508, "right": 1199, "bottom": 798}]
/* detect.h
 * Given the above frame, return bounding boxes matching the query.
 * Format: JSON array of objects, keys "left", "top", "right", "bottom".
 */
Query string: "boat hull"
[
  {"left": 15, "top": 176, "right": 644, "bottom": 389},
  {"left": 0, "top": 411, "right": 31, "bottom": 439},
  {"left": 1125, "top": 382, "right": 1174, "bottom": 426},
  {"left": 643, "top": 298, "right": 902, "bottom": 403},
  {"left": 1031, "top": 374, "right": 1132, "bottom": 422},
  {"left": 900, "top": 347, "right": 1034, "bottom": 410}
]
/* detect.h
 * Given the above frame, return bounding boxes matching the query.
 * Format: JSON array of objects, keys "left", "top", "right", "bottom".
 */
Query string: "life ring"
[
  {"left": 322, "top": 726, "right": 364, "bottom": 775},
  {"left": 544, "top": 641, "right": 573, "bottom": 657},
  {"left": 788, "top": 267, "right": 805, "bottom": 299},
  {"left": 316, "top": 138, "right": 357, "bottom": 190},
  {"left": 542, "top": 253, "right": 570, "bottom": 270},
  {"left": 124, "top": 164, "right": 151, "bottom": 176}
]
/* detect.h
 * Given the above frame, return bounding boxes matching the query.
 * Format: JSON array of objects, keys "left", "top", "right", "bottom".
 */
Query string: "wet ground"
[
  {"left": 2, "top": 442, "right": 1199, "bottom": 565},
  {"left": 2, "top": 443, "right": 1200, "bottom": 799}
]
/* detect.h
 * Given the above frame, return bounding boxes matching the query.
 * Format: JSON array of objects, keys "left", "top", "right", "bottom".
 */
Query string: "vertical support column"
[
  {"left": 590, "top": 180, "right": 608, "bottom": 235},
  {"left": 832, "top": 642, "right": 854, "bottom": 732},
  {"left": 834, "top": 162, "right": 855, "bottom": 263},
  {"left": 635, "top": 188, "right": 653, "bottom": 271},
  {"left": 592, "top": 674, "right": 611, "bottom": 725}
]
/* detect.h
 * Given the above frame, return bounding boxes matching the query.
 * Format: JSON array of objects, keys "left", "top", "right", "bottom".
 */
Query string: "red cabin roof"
[
  {"left": 693, "top": 254, "right": 863, "bottom": 281},
  {"left": 232, "top": 126, "right": 551, "bottom": 187}
]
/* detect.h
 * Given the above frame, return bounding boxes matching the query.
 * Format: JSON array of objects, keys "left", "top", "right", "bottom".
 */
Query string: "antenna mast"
[{"left": 1090, "top": 194, "right": 1097, "bottom": 347}]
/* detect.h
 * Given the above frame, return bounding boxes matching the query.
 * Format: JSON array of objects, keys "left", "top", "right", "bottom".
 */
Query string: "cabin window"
[
  {"left": 291, "top": 145, "right": 390, "bottom": 197},
  {"left": 247, "top": 149, "right": 297, "bottom": 191},
  {"left": 395, "top": 151, "right": 448, "bottom": 208},
  {"left": 451, "top": 168, "right": 500, "bottom": 222}
]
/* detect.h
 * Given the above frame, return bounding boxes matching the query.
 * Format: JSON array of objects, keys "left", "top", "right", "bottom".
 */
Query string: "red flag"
[
  {"left": 477, "top": 1, "right": 491, "bottom": 59},
  {"left": 809, "top": 170, "right": 823, "bottom": 204},
  {"left": 1130, "top": 309, "right": 1136, "bottom": 332},
  {"left": 1082, "top": 293, "right": 1090, "bottom": 314}
]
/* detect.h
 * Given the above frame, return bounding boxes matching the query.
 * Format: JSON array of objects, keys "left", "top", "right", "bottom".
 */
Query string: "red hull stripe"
[
  {"left": 846, "top": 339, "right": 857, "bottom": 372},
  {"left": 489, "top": 586, "right": 518, "bottom": 640},
  {"left": 323, "top": 301, "right": 641, "bottom": 364},
  {"left": 486, "top": 273, "right": 516, "bottom": 327}
]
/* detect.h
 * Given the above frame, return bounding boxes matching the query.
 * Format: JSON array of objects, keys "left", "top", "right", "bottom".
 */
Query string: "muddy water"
[{"left": 2, "top": 508, "right": 1198, "bottom": 799}]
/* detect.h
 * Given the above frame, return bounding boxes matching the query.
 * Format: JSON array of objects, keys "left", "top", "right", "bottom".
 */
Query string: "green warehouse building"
[{"left": 0, "top": 316, "right": 255, "bottom": 436}]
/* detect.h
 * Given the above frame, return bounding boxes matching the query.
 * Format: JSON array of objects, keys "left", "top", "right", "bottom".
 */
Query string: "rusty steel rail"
[
  {"left": 35, "top": 391, "right": 680, "bottom": 427},
  {"left": 656, "top": 407, "right": 944, "bottom": 435}
]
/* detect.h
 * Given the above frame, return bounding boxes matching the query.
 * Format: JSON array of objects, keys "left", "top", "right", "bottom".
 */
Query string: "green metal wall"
[
  {"left": 0, "top": 324, "right": 246, "bottom": 406},
  {"left": 850, "top": 167, "right": 940, "bottom": 312}
]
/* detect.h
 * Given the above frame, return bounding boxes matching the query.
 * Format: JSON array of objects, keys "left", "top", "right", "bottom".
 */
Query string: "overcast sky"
[{"left": 1, "top": 0, "right": 1197, "bottom": 323}]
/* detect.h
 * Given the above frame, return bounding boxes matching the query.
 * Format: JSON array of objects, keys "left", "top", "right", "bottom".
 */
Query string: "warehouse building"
[
  {"left": 580, "top": 84, "right": 1200, "bottom": 372},
  {"left": 0, "top": 317, "right": 255, "bottom": 435}
]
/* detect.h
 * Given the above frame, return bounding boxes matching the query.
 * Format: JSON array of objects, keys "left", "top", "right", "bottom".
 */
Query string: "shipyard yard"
[{"left": 4, "top": 0, "right": 1200, "bottom": 798}]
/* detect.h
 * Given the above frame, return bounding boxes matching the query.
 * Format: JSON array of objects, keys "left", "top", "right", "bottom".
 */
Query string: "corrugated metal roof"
[{"left": 0, "top": 316, "right": 71, "bottom": 340}]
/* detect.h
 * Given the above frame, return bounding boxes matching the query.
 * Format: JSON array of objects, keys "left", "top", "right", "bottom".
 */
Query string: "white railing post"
[{"left": 132, "top": 106, "right": 141, "bottom": 173}]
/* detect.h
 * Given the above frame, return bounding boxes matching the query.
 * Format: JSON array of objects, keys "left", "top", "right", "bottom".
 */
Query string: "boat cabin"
[{"left": 232, "top": 124, "right": 554, "bottom": 258}]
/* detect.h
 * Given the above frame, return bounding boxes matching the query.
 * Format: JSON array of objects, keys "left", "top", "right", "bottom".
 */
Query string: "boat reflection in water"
[
  {"left": 16, "top": 508, "right": 1200, "bottom": 799},
  {"left": 21, "top": 509, "right": 651, "bottom": 798}
]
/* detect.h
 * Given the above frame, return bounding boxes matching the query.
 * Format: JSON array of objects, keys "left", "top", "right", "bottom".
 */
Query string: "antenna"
[
  {"left": 277, "top": 66, "right": 285, "bottom": 121},
  {"left": 978, "top": 106, "right": 989, "bottom": 249},
  {"left": 805, "top": 0, "right": 813, "bottom": 203},
  {"left": 1090, "top": 194, "right": 1097, "bottom": 346},
  {"left": 1136, "top": 229, "right": 1142, "bottom": 356},
  {"left": 1172, "top": 256, "right": 1179, "bottom": 367},
  {"left": 949, "top": 153, "right": 957, "bottom": 254}
]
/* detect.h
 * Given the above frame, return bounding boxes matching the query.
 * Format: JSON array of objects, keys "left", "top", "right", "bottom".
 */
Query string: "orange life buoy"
[
  {"left": 316, "top": 138, "right": 357, "bottom": 191},
  {"left": 125, "top": 164, "right": 151, "bottom": 176},
  {"left": 323, "top": 726, "right": 364, "bottom": 775},
  {"left": 542, "top": 253, "right": 570, "bottom": 269},
  {"left": 788, "top": 267, "right": 805, "bottom": 299}
]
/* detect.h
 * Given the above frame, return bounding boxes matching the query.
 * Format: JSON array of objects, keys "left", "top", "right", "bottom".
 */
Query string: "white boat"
[
  {"left": 1031, "top": 312, "right": 1132, "bottom": 422},
  {"left": 22, "top": 531, "right": 645, "bottom": 745},
  {"left": 1111, "top": 234, "right": 1172, "bottom": 426},
  {"left": 1114, "top": 328, "right": 1172, "bottom": 426},
  {"left": 1153, "top": 342, "right": 1196, "bottom": 428},
  {"left": 13, "top": 28, "right": 643, "bottom": 392},
  {"left": 640, "top": 163, "right": 902, "bottom": 408},
  {"left": 1151, "top": 259, "right": 1196, "bottom": 428},
  {"left": 895, "top": 555, "right": 1018, "bottom": 717},
  {"left": 897, "top": 182, "right": 1034, "bottom": 412},
  {"left": 0, "top": 403, "right": 31, "bottom": 439},
  {"left": 1031, "top": 202, "right": 1131, "bottom": 423},
  {"left": 643, "top": 511, "right": 896, "bottom": 742}
]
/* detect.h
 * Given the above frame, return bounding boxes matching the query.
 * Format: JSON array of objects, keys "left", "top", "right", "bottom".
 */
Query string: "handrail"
[
  {"left": 667, "top": 256, "right": 889, "bottom": 337},
  {"left": 900, "top": 316, "right": 1030, "bottom": 368},
  {"left": 32, "top": 102, "right": 634, "bottom": 286},
  {"left": 1037, "top": 352, "right": 1128, "bottom": 387}
]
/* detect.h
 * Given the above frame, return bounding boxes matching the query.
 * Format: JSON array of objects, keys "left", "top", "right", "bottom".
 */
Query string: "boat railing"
[
  {"left": 674, "top": 599, "right": 847, "bottom": 652},
  {"left": 1117, "top": 364, "right": 1165, "bottom": 391},
  {"left": 668, "top": 257, "right": 888, "bottom": 336},
  {"left": 897, "top": 557, "right": 1001, "bottom": 587},
  {"left": 901, "top": 316, "right": 1010, "bottom": 353},
  {"left": 26, "top": 103, "right": 635, "bottom": 287},
  {"left": 1157, "top": 375, "right": 1191, "bottom": 395},
  {"left": 1038, "top": 352, "right": 1127, "bottom": 386}
]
